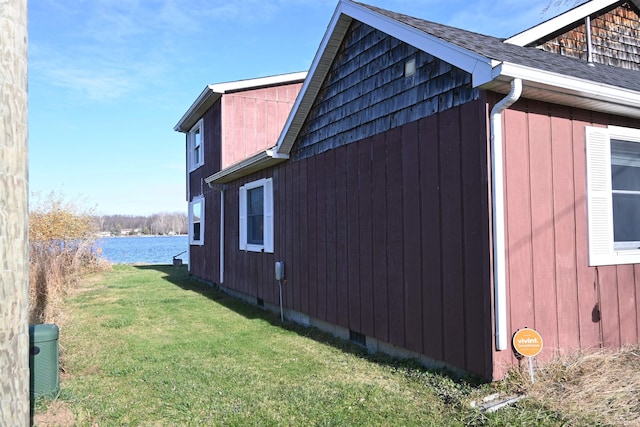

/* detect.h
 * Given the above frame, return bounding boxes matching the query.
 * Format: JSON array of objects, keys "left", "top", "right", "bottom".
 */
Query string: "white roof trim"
[
  {"left": 174, "top": 72, "right": 307, "bottom": 133},
  {"left": 205, "top": 150, "right": 289, "bottom": 184},
  {"left": 209, "top": 0, "right": 640, "bottom": 183},
  {"left": 273, "top": 0, "right": 496, "bottom": 155},
  {"left": 173, "top": 86, "right": 221, "bottom": 133},
  {"left": 505, "top": 0, "right": 621, "bottom": 47},
  {"left": 494, "top": 62, "right": 640, "bottom": 108},
  {"left": 208, "top": 72, "right": 307, "bottom": 94}
]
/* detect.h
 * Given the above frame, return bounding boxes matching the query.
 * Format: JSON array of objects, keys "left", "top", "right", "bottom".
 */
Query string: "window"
[
  {"left": 189, "top": 196, "right": 204, "bottom": 245},
  {"left": 586, "top": 125, "right": 640, "bottom": 265},
  {"left": 239, "top": 178, "right": 273, "bottom": 253},
  {"left": 188, "top": 119, "right": 204, "bottom": 171}
]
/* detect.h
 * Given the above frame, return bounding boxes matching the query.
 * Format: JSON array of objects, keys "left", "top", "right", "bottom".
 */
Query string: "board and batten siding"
[
  {"left": 219, "top": 22, "right": 491, "bottom": 377},
  {"left": 223, "top": 97, "right": 493, "bottom": 378},
  {"left": 188, "top": 82, "right": 302, "bottom": 283},
  {"left": 188, "top": 102, "right": 221, "bottom": 283},
  {"left": 492, "top": 97, "right": 640, "bottom": 378},
  {"left": 221, "top": 84, "right": 302, "bottom": 169}
]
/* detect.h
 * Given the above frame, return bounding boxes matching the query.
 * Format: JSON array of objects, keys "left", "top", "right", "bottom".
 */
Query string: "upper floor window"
[
  {"left": 188, "top": 119, "right": 204, "bottom": 171},
  {"left": 586, "top": 125, "right": 640, "bottom": 265},
  {"left": 239, "top": 178, "right": 273, "bottom": 253},
  {"left": 189, "top": 196, "right": 204, "bottom": 245}
]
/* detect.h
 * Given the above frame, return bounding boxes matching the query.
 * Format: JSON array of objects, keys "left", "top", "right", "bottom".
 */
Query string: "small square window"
[{"left": 404, "top": 59, "right": 416, "bottom": 77}]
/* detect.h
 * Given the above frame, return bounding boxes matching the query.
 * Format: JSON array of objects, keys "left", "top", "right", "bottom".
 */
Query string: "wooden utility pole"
[{"left": 0, "top": 0, "right": 30, "bottom": 425}]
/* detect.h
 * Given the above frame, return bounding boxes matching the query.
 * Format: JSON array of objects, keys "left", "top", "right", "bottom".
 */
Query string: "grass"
[{"left": 34, "top": 265, "right": 622, "bottom": 426}]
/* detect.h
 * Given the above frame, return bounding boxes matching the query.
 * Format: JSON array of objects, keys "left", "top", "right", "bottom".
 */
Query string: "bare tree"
[{"left": 0, "top": 0, "right": 30, "bottom": 425}]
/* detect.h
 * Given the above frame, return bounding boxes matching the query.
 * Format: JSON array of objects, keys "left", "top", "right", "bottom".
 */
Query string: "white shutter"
[
  {"left": 239, "top": 185, "right": 247, "bottom": 250},
  {"left": 263, "top": 178, "right": 274, "bottom": 253},
  {"left": 585, "top": 126, "right": 614, "bottom": 266}
]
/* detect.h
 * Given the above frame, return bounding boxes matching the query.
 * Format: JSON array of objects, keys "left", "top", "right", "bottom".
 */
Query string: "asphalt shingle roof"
[{"left": 358, "top": 2, "right": 640, "bottom": 92}]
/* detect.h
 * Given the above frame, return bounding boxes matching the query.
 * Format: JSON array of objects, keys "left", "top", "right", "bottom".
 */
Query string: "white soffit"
[{"left": 485, "top": 62, "right": 640, "bottom": 119}]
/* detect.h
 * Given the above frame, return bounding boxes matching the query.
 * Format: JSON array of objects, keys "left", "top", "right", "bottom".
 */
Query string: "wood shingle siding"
[
  {"left": 539, "top": 3, "right": 640, "bottom": 70},
  {"left": 292, "top": 21, "right": 479, "bottom": 161}
]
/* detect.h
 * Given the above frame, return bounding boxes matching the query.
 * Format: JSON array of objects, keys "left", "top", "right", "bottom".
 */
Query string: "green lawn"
[{"left": 39, "top": 264, "right": 599, "bottom": 426}]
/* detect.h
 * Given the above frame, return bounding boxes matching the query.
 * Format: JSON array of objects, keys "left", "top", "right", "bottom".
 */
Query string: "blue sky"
[{"left": 28, "top": 0, "right": 577, "bottom": 216}]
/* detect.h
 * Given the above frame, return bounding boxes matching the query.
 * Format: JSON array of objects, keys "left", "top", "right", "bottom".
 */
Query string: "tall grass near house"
[{"left": 29, "top": 192, "right": 109, "bottom": 324}]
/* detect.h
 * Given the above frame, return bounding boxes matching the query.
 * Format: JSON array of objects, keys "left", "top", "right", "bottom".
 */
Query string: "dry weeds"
[{"left": 507, "top": 346, "right": 640, "bottom": 426}]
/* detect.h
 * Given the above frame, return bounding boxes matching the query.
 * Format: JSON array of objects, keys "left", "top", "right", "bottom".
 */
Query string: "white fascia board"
[
  {"left": 339, "top": 0, "right": 492, "bottom": 75},
  {"left": 205, "top": 150, "right": 289, "bottom": 185},
  {"left": 209, "top": 72, "right": 307, "bottom": 94},
  {"left": 494, "top": 62, "right": 640, "bottom": 110},
  {"left": 174, "top": 86, "right": 221, "bottom": 133},
  {"left": 273, "top": 3, "right": 352, "bottom": 155},
  {"left": 273, "top": 0, "right": 494, "bottom": 155},
  {"left": 505, "top": 0, "right": 619, "bottom": 46}
]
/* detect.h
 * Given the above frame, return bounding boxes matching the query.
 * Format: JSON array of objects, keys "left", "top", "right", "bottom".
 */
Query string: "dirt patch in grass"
[
  {"left": 33, "top": 400, "right": 75, "bottom": 427},
  {"left": 507, "top": 346, "right": 640, "bottom": 425}
]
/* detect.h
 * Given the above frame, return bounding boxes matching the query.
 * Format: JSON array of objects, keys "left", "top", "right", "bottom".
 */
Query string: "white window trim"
[
  {"left": 239, "top": 178, "right": 274, "bottom": 253},
  {"left": 188, "top": 119, "right": 204, "bottom": 172},
  {"left": 189, "top": 196, "right": 205, "bottom": 246},
  {"left": 586, "top": 125, "right": 640, "bottom": 266}
]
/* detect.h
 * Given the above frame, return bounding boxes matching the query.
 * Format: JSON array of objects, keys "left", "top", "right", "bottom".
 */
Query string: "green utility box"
[{"left": 29, "top": 324, "right": 60, "bottom": 399}]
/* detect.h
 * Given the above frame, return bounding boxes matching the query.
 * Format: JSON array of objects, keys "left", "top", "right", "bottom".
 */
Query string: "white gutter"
[{"left": 490, "top": 78, "right": 522, "bottom": 351}]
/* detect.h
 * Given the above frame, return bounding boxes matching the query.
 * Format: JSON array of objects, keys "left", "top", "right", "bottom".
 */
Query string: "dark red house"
[{"left": 175, "top": 0, "right": 640, "bottom": 380}]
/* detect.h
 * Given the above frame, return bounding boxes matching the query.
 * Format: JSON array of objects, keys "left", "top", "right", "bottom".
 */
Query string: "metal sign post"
[{"left": 512, "top": 328, "right": 544, "bottom": 383}]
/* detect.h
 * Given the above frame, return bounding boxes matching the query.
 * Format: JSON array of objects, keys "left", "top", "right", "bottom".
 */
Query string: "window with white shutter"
[{"left": 586, "top": 125, "right": 640, "bottom": 265}]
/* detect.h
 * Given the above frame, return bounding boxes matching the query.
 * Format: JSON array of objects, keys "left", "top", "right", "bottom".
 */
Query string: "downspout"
[
  {"left": 219, "top": 188, "right": 225, "bottom": 285},
  {"left": 207, "top": 183, "right": 226, "bottom": 285},
  {"left": 490, "top": 78, "right": 522, "bottom": 351}
]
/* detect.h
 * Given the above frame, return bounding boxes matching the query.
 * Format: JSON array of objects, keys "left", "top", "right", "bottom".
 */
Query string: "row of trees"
[{"left": 95, "top": 212, "right": 188, "bottom": 236}]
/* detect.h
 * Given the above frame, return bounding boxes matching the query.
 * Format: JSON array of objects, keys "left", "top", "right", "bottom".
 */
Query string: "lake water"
[{"left": 96, "top": 235, "right": 189, "bottom": 265}]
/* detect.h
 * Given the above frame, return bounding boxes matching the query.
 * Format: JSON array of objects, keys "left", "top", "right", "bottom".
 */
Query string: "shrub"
[{"left": 29, "top": 192, "right": 110, "bottom": 324}]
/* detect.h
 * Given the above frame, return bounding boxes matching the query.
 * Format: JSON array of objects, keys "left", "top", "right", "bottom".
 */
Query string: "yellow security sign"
[{"left": 512, "top": 328, "right": 543, "bottom": 358}]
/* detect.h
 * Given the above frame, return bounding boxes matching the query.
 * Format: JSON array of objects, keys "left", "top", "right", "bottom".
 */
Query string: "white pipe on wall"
[
  {"left": 490, "top": 79, "right": 522, "bottom": 351},
  {"left": 207, "top": 183, "right": 226, "bottom": 285},
  {"left": 219, "top": 188, "right": 225, "bottom": 285}
]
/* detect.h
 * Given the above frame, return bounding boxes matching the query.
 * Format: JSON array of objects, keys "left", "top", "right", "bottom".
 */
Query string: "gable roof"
[
  {"left": 174, "top": 71, "right": 307, "bottom": 133},
  {"left": 357, "top": 2, "right": 640, "bottom": 110},
  {"left": 206, "top": 0, "right": 640, "bottom": 184},
  {"left": 273, "top": 0, "right": 640, "bottom": 153},
  {"left": 505, "top": 0, "right": 640, "bottom": 46}
]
